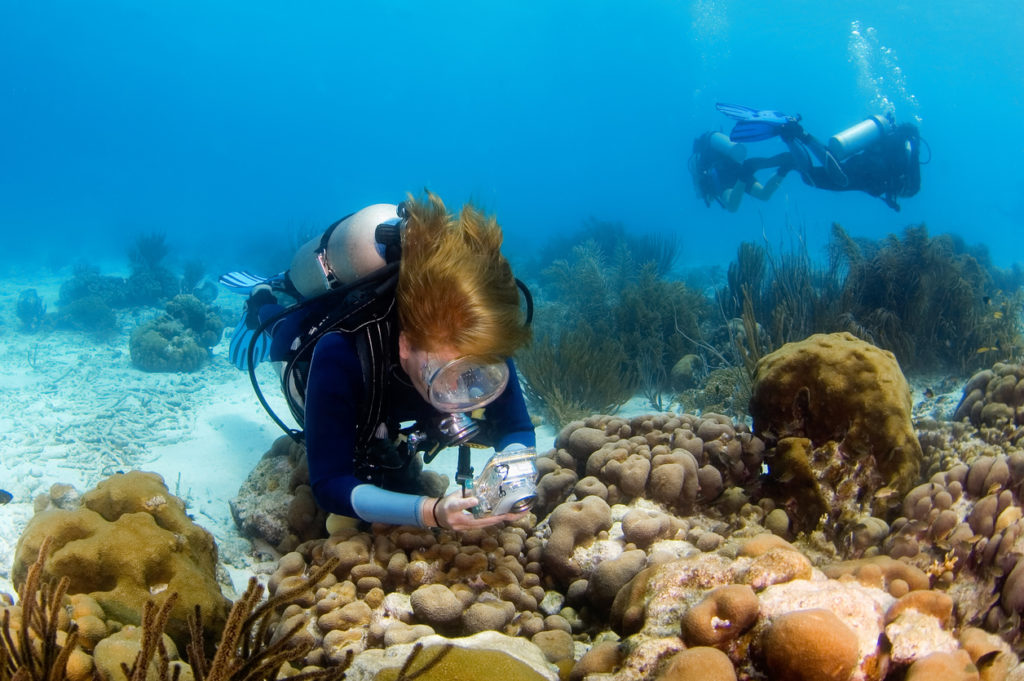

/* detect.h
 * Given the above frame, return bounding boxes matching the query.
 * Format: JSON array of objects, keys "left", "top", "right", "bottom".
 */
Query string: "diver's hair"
[{"left": 397, "top": 192, "right": 530, "bottom": 359}]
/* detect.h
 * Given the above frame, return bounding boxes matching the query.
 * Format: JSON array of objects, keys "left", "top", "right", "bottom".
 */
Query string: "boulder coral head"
[
  {"left": 12, "top": 471, "right": 229, "bottom": 651},
  {"left": 750, "top": 332, "right": 922, "bottom": 511}
]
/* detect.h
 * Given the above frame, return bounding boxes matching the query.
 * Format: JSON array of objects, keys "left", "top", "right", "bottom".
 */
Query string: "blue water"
[{"left": 2, "top": 1, "right": 1022, "bottom": 272}]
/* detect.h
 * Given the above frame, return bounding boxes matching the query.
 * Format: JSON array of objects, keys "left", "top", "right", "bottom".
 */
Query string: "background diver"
[
  {"left": 714, "top": 102, "right": 925, "bottom": 212},
  {"left": 689, "top": 131, "right": 792, "bottom": 212}
]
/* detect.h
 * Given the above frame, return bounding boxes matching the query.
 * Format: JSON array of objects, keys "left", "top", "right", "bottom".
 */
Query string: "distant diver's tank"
[
  {"left": 289, "top": 203, "right": 397, "bottom": 299},
  {"left": 709, "top": 132, "right": 747, "bottom": 163},
  {"left": 827, "top": 115, "right": 892, "bottom": 161}
]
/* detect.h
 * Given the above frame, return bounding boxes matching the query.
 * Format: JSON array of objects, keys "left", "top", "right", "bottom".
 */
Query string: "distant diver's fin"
[
  {"left": 729, "top": 120, "right": 788, "bottom": 143},
  {"left": 219, "top": 271, "right": 286, "bottom": 296},
  {"left": 716, "top": 103, "right": 800, "bottom": 142},
  {"left": 715, "top": 102, "right": 795, "bottom": 125},
  {"left": 228, "top": 315, "right": 272, "bottom": 370}
]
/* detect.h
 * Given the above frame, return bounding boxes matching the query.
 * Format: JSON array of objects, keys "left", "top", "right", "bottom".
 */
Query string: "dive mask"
[{"left": 421, "top": 355, "right": 509, "bottom": 412}]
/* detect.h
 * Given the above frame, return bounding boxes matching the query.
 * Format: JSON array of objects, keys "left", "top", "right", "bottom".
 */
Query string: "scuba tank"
[
  {"left": 708, "top": 132, "right": 747, "bottom": 163},
  {"left": 288, "top": 204, "right": 399, "bottom": 298},
  {"left": 827, "top": 115, "right": 893, "bottom": 161}
]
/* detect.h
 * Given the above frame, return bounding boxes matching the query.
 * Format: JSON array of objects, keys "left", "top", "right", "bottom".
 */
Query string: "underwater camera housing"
[{"left": 470, "top": 446, "right": 539, "bottom": 518}]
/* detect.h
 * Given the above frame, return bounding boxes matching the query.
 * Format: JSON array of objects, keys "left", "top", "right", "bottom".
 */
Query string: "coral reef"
[
  {"left": 129, "top": 294, "right": 224, "bottom": 372},
  {"left": 13, "top": 471, "right": 228, "bottom": 650},
  {"left": 12, "top": 393, "right": 1024, "bottom": 680},
  {"left": 230, "top": 436, "right": 448, "bottom": 555},
  {"left": 16, "top": 352, "right": 1024, "bottom": 679},
  {"left": 206, "top": 405, "right": 1022, "bottom": 679}
]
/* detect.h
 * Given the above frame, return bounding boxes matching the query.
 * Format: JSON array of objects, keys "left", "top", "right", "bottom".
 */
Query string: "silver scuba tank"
[
  {"left": 288, "top": 203, "right": 398, "bottom": 299},
  {"left": 709, "top": 132, "right": 747, "bottom": 163},
  {"left": 827, "top": 115, "right": 891, "bottom": 161}
]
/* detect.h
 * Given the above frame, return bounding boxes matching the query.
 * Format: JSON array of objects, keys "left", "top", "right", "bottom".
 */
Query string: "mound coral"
[
  {"left": 750, "top": 332, "right": 922, "bottom": 510},
  {"left": 12, "top": 471, "right": 228, "bottom": 650},
  {"left": 2, "top": 536, "right": 350, "bottom": 681}
]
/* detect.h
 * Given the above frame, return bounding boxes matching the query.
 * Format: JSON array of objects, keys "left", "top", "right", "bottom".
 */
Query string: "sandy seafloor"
[{"left": 0, "top": 267, "right": 961, "bottom": 605}]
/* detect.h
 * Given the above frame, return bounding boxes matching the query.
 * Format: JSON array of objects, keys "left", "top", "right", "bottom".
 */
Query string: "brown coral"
[
  {"left": 760, "top": 609, "right": 860, "bottom": 681},
  {"left": 12, "top": 472, "right": 228, "bottom": 649},
  {"left": 750, "top": 332, "right": 922, "bottom": 504}
]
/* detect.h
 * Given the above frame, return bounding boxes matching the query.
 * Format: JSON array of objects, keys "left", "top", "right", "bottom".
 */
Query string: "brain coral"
[
  {"left": 750, "top": 332, "right": 922, "bottom": 500},
  {"left": 12, "top": 471, "right": 229, "bottom": 649}
]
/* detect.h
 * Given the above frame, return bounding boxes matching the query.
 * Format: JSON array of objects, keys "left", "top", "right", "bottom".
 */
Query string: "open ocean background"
[{"left": 2, "top": 0, "right": 1022, "bottom": 275}]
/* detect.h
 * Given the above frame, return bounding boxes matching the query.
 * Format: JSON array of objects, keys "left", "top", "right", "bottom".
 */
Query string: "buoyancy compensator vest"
[{"left": 247, "top": 204, "right": 406, "bottom": 446}]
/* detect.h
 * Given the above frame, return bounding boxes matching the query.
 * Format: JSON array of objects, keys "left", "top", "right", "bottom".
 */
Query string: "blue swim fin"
[
  {"left": 219, "top": 271, "right": 286, "bottom": 296},
  {"left": 716, "top": 103, "right": 800, "bottom": 142},
  {"left": 228, "top": 315, "right": 272, "bottom": 370},
  {"left": 729, "top": 120, "right": 788, "bottom": 143},
  {"left": 226, "top": 284, "right": 278, "bottom": 370},
  {"left": 715, "top": 102, "right": 796, "bottom": 125}
]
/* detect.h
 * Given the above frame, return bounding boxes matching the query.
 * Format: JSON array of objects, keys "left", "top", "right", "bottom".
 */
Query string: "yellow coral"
[{"left": 751, "top": 332, "right": 922, "bottom": 497}]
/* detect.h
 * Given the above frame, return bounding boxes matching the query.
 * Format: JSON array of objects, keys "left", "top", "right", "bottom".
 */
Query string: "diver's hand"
[{"left": 424, "top": 491, "right": 527, "bottom": 531}]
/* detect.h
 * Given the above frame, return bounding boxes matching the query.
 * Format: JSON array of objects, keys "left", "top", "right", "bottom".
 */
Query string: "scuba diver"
[
  {"left": 689, "top": 131, "right": 793, "bottom": 212},
  {"left": 715, "top": 103, "right": 924, "bottom": 211},
  {"left": 220, "top": 193, "right": 537, "bottom": 532}
]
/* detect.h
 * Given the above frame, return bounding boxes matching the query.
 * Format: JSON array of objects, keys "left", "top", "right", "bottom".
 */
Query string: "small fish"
[
  {"left": 983, "top": 296, "right": 992, "bottom": 305},
  {"left": 923, "top": 388, "right": 935, "bottom": 399},
  {"left": 874, "top": 486, "right": 899, "bottom": 501},
  {"left": 977, "top": 347, "right": 995, "bottom": 354},
  {"left": 994, "top": 311, "right": 1004, "bottom": 319},
  {"left": 0, "top": 489, "right": 11, "bottom": 505}
]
